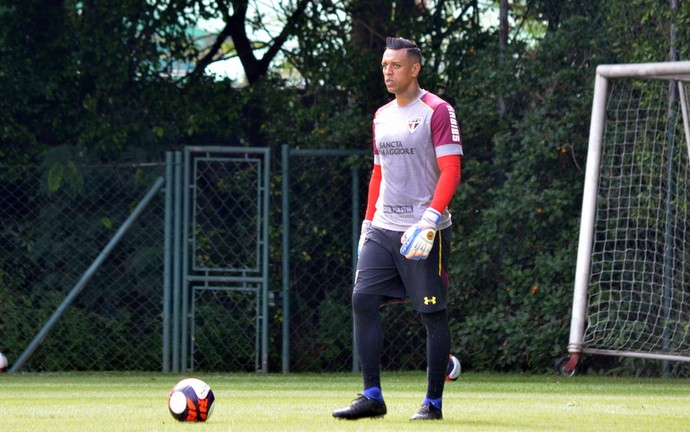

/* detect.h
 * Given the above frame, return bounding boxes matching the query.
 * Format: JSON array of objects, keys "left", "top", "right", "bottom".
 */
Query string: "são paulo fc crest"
[{"left": 407, "top": 116, "right": 422, "bottom": 134}]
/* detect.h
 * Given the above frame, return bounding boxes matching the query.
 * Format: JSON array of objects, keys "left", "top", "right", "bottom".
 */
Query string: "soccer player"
[{"left": 332, "top": 37, "right": 463, "bottom": 421}]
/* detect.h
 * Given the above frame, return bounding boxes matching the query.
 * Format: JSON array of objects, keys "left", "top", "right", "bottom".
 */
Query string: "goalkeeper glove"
[
  {"left": 400, "top": 208, "right": 441, "bottom": 260},
  {"left": 358, "top": 220, "right": 372, "bottom": 257}
]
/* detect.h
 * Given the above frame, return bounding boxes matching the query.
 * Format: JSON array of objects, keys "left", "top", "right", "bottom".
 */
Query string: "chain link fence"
[
  {"left": 0, "top": 160, "right": 166, "bottom": 371},
  {"left": 1, "top": 148, "right": 433, "bottom": 373}
]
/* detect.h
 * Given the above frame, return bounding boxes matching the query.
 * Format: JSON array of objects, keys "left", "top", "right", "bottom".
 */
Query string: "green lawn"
[{"left": 0, "top": 371, "right": 688, "bottom": 431}]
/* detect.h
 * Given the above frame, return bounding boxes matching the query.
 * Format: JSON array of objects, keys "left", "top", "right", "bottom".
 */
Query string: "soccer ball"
[
  {"left": 446, "top": 354, "right": 461, "bottom": 381},
  {"left": 167, "top": 378, "right": 215, "bottom": 422},
  {"left": 0, "top": 352, "right": 7, "bottom": 373}
]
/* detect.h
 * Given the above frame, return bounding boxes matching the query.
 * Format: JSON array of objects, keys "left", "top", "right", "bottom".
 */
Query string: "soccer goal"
[{"left": 559, "top": 61, "right": 690, "bottom": 376}]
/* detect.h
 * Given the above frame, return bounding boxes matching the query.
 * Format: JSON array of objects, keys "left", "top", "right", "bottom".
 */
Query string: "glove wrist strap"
[{"left": 422, "top": 208, "right": 442, "bottom": 226}]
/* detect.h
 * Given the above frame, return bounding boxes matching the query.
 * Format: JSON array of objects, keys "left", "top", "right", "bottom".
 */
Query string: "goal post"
[{"left": 562, "top": 61, "right": 690, "bottom": 375}]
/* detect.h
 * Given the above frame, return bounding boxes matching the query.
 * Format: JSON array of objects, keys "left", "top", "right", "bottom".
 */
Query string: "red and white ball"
[
  {"left": 0, "top": 352, "right": 8, "bottom": 373},
  {"left": 446, "top": 354, "right": 461, "bottom": 381},
  {"left": 168, "top": 378, "right": 215, "bottom": 422}
]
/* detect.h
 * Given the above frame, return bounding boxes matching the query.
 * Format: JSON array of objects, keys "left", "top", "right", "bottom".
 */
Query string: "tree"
[
  {"left": 0, "top": 0, "right": 322, "bottom": 159},
  {"left": 187, "top": 0, "right": 312, "bottom": 85}
]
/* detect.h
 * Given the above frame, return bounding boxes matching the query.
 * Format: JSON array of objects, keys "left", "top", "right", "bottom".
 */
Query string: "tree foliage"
[{"left": 2, "top": 0, "right": 690, "bottom": 373}]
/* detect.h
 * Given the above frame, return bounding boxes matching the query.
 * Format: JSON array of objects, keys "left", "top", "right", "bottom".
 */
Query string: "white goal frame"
[{"left": 565, "top": 61, "right": 690, "bottom": 374}]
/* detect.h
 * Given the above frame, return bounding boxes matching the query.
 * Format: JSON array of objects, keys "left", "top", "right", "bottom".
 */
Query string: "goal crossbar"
[{"left": 596, "top": 60, "right": 690, "bottom": 80}]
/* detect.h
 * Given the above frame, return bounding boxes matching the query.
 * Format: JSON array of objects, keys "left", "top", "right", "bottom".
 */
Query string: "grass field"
[{"left": 1, "top": 371, "right": 689, "bottom": 431}]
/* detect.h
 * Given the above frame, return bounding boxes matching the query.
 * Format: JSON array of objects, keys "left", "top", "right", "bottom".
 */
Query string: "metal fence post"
[
  {"left": 163, "top": 152, "right": 173, "bottom": 372},
  {"left": 351, "top": 164, "right": 361, "bottom": 373},
  {"left": 281, "top": 144, "right": 291, "bottom": 373},
  {"left": 172, "top": 151, "right": 183, "bottom": 372}
]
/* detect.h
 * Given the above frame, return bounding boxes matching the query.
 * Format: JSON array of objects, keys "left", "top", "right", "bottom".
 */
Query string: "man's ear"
[{"left": 412, "top": 63, "right": 421, "bottom": 77}]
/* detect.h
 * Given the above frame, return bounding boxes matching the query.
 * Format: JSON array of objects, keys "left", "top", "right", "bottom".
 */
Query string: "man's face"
[{"left": 381, "top": 48, "right": 419, "bottom": 95}]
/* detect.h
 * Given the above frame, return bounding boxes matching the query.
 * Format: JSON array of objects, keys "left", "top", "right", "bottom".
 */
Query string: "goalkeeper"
[{"left": 333, "top": 37, "right": 462, "bottom": 421}]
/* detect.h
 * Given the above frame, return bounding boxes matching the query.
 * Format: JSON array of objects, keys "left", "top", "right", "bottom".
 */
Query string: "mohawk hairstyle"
[{"left": 385, "top": 37, "right": 422, "bottom": 65}]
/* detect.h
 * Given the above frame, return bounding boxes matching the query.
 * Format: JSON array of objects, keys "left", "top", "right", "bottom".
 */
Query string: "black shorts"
[{"left": 353, "top": 226, "right": 451, "bottom": 312}]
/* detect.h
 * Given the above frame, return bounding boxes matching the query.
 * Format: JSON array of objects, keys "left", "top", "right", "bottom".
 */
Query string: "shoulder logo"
[{"left": 407, "top": 117, "right": 422, "bottom": 134}]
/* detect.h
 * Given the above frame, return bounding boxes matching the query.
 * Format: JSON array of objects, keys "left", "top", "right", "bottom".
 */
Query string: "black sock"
[
  {"left": 352, "top": 292, "right": 383, "bottom": 390},
  {"left": 420, "top": 309, "right": 451, "bottom": 400}
]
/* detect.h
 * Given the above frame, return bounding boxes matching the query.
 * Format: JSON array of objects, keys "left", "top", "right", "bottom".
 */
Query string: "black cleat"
[
  {"left": 410, "top": 403, "right": 443, "bottom": 420},
  {"left": 332, "top": 395, "right": 387, "bottom": 420}
]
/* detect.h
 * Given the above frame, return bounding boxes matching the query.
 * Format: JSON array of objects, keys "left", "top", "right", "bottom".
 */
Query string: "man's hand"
[{"left": 400, "top": 208, "right": 441, "bottom": 260}]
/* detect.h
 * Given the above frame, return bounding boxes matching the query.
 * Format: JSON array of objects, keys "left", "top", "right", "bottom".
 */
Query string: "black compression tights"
[{"left": 352, "top": 292, "right": 451, "bottom": 399}]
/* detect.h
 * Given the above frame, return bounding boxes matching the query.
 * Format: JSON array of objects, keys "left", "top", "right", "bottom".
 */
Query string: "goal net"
[{"left": 568, "top": 62, "right": 690, "bottom": 370}]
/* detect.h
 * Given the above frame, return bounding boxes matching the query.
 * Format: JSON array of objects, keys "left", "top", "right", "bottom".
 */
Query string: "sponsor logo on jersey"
[
  {"left": 377, "top": 140, "right": 416, "bottom": 155},
  {"left": 447, "top": 106, "right": 461, "bottom": 142},
  {"left": 383, "top": 204, "right": 413, "bottom": 215}
]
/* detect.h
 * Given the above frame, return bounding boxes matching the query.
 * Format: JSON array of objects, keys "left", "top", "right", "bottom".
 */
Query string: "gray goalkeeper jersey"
[{"left": 371, "top": 90, "right": 463, "bottom": 232}]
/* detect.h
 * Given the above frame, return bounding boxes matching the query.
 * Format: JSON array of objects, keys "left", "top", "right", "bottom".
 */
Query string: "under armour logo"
[{"left": 423, "top": 296, "right": 437, "bottom": 305}]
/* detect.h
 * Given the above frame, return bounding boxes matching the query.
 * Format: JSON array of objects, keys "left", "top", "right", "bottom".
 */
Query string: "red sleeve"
[
  {"left": 364, "top": 163, "right": 382, "bottom": 221},
  {"left": 429, "top": 154, "right": 461, "bottom": 213}
]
